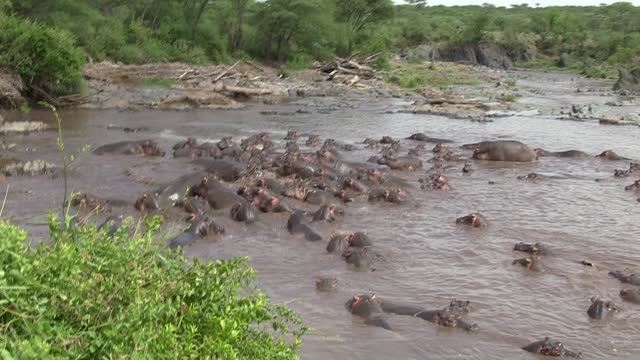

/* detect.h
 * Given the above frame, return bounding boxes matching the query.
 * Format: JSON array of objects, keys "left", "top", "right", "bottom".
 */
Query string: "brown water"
[{"left": 1, "top": 93, "right": 640, "bottom": 359}]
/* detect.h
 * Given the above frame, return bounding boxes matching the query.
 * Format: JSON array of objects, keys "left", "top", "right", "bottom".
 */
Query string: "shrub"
[
  {"left": 0, "top": 13, "right": 85, "bottom": 95},
  {"left": 0, "top": 216, "right": 307, "bottom": 359}
]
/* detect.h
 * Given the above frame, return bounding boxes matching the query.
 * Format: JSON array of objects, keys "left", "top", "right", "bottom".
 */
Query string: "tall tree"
[
  {"left": 335, "top": 0, "right": 394, "bottom": 54},
  {"left": 229, "top": 0, "right": 251, "bottom": 53}
]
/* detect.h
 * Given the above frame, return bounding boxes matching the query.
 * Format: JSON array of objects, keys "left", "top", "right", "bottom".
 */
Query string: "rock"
[
  {"left": 0, "top": 113, "right": 4, "bottom": 125},
  {"left": 158, "top": 90, "right": 239, "bottom": 110},
  {"left": 485, "top": 109, "right": 540, "bottom": 118},
  {"left": 0, "top": 121, "right": 50, "bottom": 134},
  {"left": 0, "top": 65, "right": 25, "bottom": 108},
  {"left": 0, "top": 158, "right": 57, "bottom": 176},
  {"left": 405, "top": 42, "right": 535, "bottom": 70},
  {"left": 613, "top": 68, "right": 640, "bottom": 94},
  {"left": 599, "top": 114, "right": 640, "bottom": 126}
]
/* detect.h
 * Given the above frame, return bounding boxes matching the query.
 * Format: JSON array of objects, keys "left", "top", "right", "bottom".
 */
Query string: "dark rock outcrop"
[{"left": 613, "top": 68, "right": 640, "bottom": 94}]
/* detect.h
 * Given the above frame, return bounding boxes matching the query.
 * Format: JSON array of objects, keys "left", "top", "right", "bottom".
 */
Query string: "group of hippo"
[{"left": 75, "top": 130, "right": 639, "bottom": 358}]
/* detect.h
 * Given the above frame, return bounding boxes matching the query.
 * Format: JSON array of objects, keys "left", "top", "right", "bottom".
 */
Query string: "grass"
[
  {"left": 383, "top": 62, "right": 482, "bottom": 89},
  {"left": 517, "top": 58, "right": 617, "bottom": 79},
  {"left": 498, "top": 94, "right": 517, "bottom": 102},
  {"left": 142, "top": 77, "right": 176, "bottom": 87}
]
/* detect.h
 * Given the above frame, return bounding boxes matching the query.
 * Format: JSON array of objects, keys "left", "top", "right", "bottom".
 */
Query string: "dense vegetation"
[
  {"left": 0, "top": 216, "right": 307, "bottom": 359},
  {"left": 0, "top": 1, "right": 639, "bottom": 95}
]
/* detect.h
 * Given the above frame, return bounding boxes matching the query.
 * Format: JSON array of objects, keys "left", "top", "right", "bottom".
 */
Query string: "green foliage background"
[{"left": 1, "top": 1, "right": 639, "bottom": 92}]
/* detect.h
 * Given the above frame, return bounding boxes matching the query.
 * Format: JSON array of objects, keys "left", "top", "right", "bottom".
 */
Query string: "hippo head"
[
  {"left": 315, "top": 277, "right": 338, "bottom": 291},
  {"left": 512, "top": 257, "right": 535, "bottom": 271},
  {"left": 472, "top": 149, "right": 490, "bottom": 160},
  {"left": 538, "top": 338, "right": 566, "bottom": 356},
  {"left": 345, "top": 293, "right": 377, "bottom": 311},
  {"left": 140, "top": 141, "right": 165, "bottom": 157},
  {"left": 625, "top": 180, "right": 640, "bottom": 191},
  {"left": 71, "top": 193, "right": 101, "bottom": 210},
  {"left": 190, "top": 176, "right": 211, "bottom": 198},
  {"left": 134, "top": 192, "right": 159, "bottom": 212},
  {"left": 596, "top": 150, "right": 614, "bottom": 158}
]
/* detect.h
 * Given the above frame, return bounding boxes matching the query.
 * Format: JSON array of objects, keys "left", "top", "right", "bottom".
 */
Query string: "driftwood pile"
[{"left": 318, "top": 53, "right": 380, "bottom": 88}]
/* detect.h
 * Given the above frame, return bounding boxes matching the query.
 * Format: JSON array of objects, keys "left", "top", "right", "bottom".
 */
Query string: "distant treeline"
[{"left": 1, "top": 1, "right": 639, "bottom": 95}]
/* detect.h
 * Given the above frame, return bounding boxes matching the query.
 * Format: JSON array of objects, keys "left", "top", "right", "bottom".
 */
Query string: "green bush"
[
  {"left": 0, "top": 13, "right": 85, "bottom": 95},
  {"left": 0, "top": 216, "right": 307, "bottom": 359}
]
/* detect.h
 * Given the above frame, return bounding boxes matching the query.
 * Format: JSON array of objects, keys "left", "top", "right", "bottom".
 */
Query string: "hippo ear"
[
  {"left": 370, "top": 293, "right": 376, "bottom": 299},
  {"left": 352, "top": 295, "right": 361, "bottom": 304},
  {"left": 590, "top": 296, "right": 597, "bottom": 303}
]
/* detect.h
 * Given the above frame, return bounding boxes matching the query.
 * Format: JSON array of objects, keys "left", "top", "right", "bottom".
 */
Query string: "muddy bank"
[{"left": 55, "top": 61, "right": 384, "bottom": 111}]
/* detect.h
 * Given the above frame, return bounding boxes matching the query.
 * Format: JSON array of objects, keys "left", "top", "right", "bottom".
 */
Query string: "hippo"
[
  {"left": 513, "top": 242, "right": 550, "bottom": 256},
  {"left": 341, "top": 177, "right": 368, "bottom": 193},
  {"left": 287, "top": 211, "right": 322, "bottom": 241},
  {"left": 522, "top": 338, "right": 581, "bottom": 358},
  {"left": 172, "top": 137, "right": 197, "bottom": 150},
  {"left": 376, "top": 298, "right": 477, "bottom": 331},
  {"left": 367, "top": 188, "right": 408, "bottom": 204},
  {"left": 134, "top": 192, "right": 161, "bottom": 212},
  {"left": 70, "top": 193, "right": 128, "bottom": 212},
  {"left": 312, "top": 205, "right": 338, "bottom": 222},
  {"left": 304, "top": 190, "right": 340, "bottom": 206},
  {"left": 455, "top": 213, "right": 487, "bottom": 227},
  {"left": 619, "top": 288, "right": 640, "bottom": 304},
  {"left": 257, "top": 193, "right": 292, "bottom": 213},
  {"left": 230, "top": 201, "right": 257, "bottom": 223},
  {"left": 587, "top": 297, "right": 617, "bottom": 319},
  {"left": 327, "top": 234, "right": 350, "bottom": 254},
  {"left": 168, "top": 213, "right": 225, "bottom": 248},
  {"left": 93, "top": 140, "right": 165, "bottom": 156},
  {"left": 342, "top": 247, "right": 371, "bottom": 269},
  {"left": 472, "top": 140, "right": 537, "bottom": 162},
  {"left": 345, "top": 293, "right": 391, "bottom": 330},
  {"left": 625, "top": 180, "right": 640, "bottom": 191},
  {"left": 512, "top": 257, "right": 542, "bottom": 272},
  {"left": 597, "top": 150, "right": 630, "bottom": 161},
  {"left": 327, "top": 232, "right": 371, "bottom": 253},
  {"left": 193, "top": 158, "right": 245, "bottom": 182},
  {"left": 216, "top": 136, "right": 235, "bottom": 150},
  {"left": 608, "top": 270, "right": 640, "bottom": 286},
  {"left": 191, "top": 177, "right": 247, "bottom": 210},
  {"left": 406, "top": 133, "right": 453, "bottom": 143},
  {"left": 315, "top": 277, "right": 338, "bottom": 292},
  {"left": 97, "top": 214, "right": 124, "bottom": 237},
  {"left": 155, "top": 171, "right": 208, "bottom": 203},
  {"left": 284, "top": 130, "right": 299, "bottom": 141},
  {"left": 385, "top": 156, "right": 423, "bottom": 171},
  {"left": 173, "top": 147, "right": 205, "bottom": 158},
  {"left": 517, "top": 172, "right": 553, "bottom": 181},
  {"left": 534, "top": 148, "right": 590, "bottom": 159},
  {"left": 462, "top": 163, "right": 473, "bottom": 174},
  {"left": 306, "top": 134, "right": 321, "bottom": 147},
  {"left": 460, "top": 141, "right": 491, "bottom": 150}
]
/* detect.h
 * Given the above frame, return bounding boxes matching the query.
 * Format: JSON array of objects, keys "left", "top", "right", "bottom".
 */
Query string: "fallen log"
[
  {"left": 221, "top": 84, "right": 272, "bottom": 96},
  {"left": 425, "top": 98, "right": 480, "bottom": 105},
  {"left": 213, "top": 60, "right": 241, "bottom": 83}
]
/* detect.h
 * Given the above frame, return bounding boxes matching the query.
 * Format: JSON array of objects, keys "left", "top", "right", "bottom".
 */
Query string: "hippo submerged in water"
[
  {"left": 93, "top": 140, "right": 165, "bottom": 156},
  {"left": 346, "top": 294, "right": 477, "bottom": 332},
  {"left": 522, "top": 337, "right": 581, "bottom": 357},
  {"left": 471, "top": 140, "right": 537, "bottom": 162}
]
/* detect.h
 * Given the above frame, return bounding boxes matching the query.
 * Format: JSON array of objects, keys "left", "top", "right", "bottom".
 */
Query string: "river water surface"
[{"left": 2, "top": 92, "right": 639, "bottom": 359}]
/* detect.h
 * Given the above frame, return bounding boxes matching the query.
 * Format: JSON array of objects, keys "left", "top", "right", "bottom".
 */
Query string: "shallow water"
[{"left": 1, "top": 94, "right": 639, "bottom": 359}]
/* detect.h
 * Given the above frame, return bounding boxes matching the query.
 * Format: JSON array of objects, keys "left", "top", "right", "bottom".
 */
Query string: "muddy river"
[{"left": 2, "top": 86, "right": 640, "bottom": 359}]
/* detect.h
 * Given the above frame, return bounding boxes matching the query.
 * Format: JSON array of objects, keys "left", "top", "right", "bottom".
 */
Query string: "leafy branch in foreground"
[
  {"left": 0, "top": 217, "right": 308, "bottom": 359},
  {"left": 38, "top": 102, "right": 90, "bottom": 229}
]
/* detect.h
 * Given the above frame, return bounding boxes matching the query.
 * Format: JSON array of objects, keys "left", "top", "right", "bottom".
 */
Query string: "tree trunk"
[{"left": 191, "top": 0, "right": 208, "bottom": 41}]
